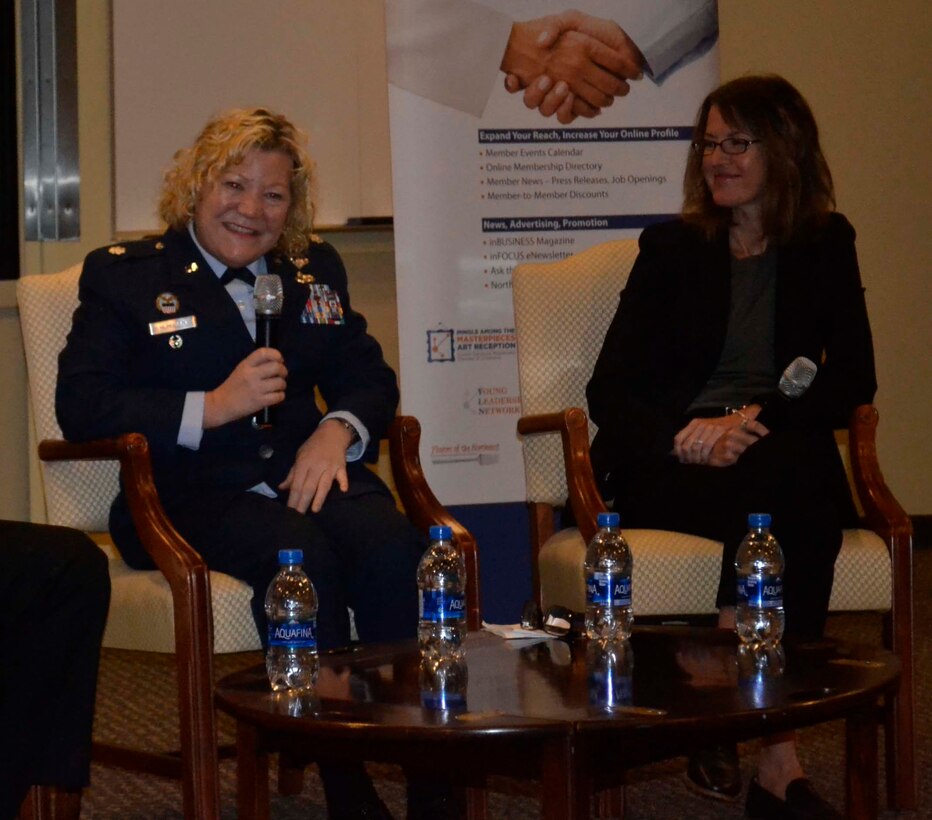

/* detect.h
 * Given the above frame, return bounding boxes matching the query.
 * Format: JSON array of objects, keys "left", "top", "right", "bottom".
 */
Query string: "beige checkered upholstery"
[
  {"left": 513, "top": 240, "right": 892, "bottom": 616},
  {"left": 17, "top": 266, "right": 261, "bottom": 653}
]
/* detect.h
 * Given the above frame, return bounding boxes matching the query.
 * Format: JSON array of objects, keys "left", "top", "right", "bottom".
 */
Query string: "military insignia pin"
[
  {"left": 292, "top": 257, "right": 309, "bottom": 269},
  {"left": 296, "top": 272, "right": 316, "bottom": 285},
  {"left": 168, "top": 334, "right": 184, "bottom": 349},
  {"left": 108, "top": 245, "right": 126, "bottom": 256},
  {"left": 155, "top": 292, "right": 179, "bottom": 315},
  {"left": 184, "top": 262, "right": 199, "bottom": 274}
]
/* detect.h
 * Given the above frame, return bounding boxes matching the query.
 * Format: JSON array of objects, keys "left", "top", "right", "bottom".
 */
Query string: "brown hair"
[
  {"left": 158, "top": 107, "right": 315, "bottom": 256},
  {"left": 682, "top": 75, "right": 835, "bottom": 243}
]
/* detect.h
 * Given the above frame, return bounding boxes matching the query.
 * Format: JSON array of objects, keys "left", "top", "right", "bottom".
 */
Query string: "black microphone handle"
[
  {"left": 255, "top": 313, "right": 280, "bottom": 429},
  {"left": 256, "top": 312, "right": 279, "bottom": 350}
]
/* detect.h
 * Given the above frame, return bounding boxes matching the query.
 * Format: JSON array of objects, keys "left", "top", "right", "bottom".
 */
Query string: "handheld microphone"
[
  {"left": 778, "top": 356, "right": 818, "bottom": 399},
  {"left": 254, "top": 274, "right": 283, "bottom": 429}
]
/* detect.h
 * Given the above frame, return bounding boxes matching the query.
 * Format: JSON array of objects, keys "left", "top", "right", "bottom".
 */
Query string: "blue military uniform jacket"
[{"left": 57, "top": 227, "right": 399, "bottom": 543}]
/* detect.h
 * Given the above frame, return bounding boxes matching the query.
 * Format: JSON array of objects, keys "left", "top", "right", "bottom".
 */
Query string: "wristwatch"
[{"left": 335, "top": 417, "right": 360, "bottom": 446}]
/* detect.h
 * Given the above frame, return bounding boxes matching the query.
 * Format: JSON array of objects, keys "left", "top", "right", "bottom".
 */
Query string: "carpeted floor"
[{"left": 80, "top": 550, "right": 932, "bottom": 819}]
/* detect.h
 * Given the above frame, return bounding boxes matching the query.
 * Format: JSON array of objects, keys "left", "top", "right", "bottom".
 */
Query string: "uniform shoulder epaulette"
[
  {"left": 88, "top": 236, "right": 166, "bottom": 265},
  {"left": 306, "top": 236, "right": 339, "bottom": 261},
  {"left": 285, "top": 237, "right": 337, "bottom": 265}
]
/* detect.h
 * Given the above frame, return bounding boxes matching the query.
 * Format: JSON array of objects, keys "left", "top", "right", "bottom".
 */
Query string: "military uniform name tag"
[
  {"left": 300, "top": 284, "right": 345, "bottom": 325},
  {"left": 149, "top": 315, "right": 197, "bottom": 336}
]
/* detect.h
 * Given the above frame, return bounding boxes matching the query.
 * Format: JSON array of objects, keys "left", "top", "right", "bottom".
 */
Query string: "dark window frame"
[{"left": 0, "top": 1, "right": 19, "bottom": 279}]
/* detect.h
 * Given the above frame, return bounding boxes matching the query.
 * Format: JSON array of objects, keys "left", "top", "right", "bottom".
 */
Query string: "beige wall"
[{"left": 2, "top": 0, "right": 929, "bottom": 522}]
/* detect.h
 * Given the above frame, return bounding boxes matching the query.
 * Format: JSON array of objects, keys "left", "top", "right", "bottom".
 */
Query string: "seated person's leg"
[
  {"left": 144, "top": 492, "right": 395, "bottom": 816},
  {"left": 714, "top": 428, "right": 848, "bottom": 638},
  {"left": 154, "top": 490, "right": 352, "bottom": 650},
  {"left": 121, "top": 482, "right": 423, "bottom": 818},
  {"left": 619, "top": 427, "right": 848, "bottom": 638},
  {"left": 0, "top": 520, "right": 110, "bottom": 818},
  {"left": 314, "top": 476, "right": 448, "bottom": 818},
  {"left": 616, "top": 428, "right": 849, "bottom": 806},
  {"left": 314, "top": 481, "right": 425, "bottom": 644}
]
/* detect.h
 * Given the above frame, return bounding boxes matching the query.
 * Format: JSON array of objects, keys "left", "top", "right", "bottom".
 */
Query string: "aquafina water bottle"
[
  {"left": 265, "top": 549, "right": 319, "bottom": 692},
  {"left": 584, "top": 512, "right": 633, "bottom": 640},
  {"left": 417, "top": 525, "right": 466, "bottom": 662},
  {"left": 735, "top": 513, "right": 785, "bottom": 650}
]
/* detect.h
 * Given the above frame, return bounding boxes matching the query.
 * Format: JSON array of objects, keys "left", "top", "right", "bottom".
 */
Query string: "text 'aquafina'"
[
  {"left": 417, "top": 525, "right": 466, "bottom": 665},
  {"left": 265, "top": 548, "right": 319, "bottom": 692},
  {"left": 735, "top": 513, "right": 785, "bottom": 650},
  {"left": 584, "top": 512, "right": 633, "bottom": 640}
]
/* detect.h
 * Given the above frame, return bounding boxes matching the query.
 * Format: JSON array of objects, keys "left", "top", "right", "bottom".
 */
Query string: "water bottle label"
[
  {"left": 268, "top": 619, "right": 318, "bottom": 649},
  {"left": 586, "top": 572, "right": 632, "bottom": 607},
  {"left": 419, "top": 589, "right": 466, "bottom": 622},
  {"left": 737, "top": 575, "right": 783, "bottom": 608}
]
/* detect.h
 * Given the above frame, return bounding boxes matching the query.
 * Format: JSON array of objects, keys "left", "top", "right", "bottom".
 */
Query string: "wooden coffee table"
[{"left": 214, "top": 626, "right": 899, "bottom": 819}]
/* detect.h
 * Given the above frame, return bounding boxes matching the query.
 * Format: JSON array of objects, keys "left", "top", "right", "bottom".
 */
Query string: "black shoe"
[
  {"left": 319, "top": 762, "right": 393, "bottom": 819},
  {"left": 746, "top": 776, "right": 843, "bottom": 819},
  {"left": 685, "top": 743, "right": 742, "bottom": 801}
]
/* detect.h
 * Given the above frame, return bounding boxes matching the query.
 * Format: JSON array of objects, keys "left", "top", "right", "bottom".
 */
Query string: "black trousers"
[
  {"left": 614, "top": 428, "right": 855, "bottom": 638},
  {"left": 114, "top": 469, "right": 426, "bottom": 651},
  {"left": 0, "top": 520, "right": 110, "bottom": 818}
]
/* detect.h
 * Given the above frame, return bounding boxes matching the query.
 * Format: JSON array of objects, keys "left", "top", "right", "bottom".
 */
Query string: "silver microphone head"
[
  {"left": 778, "top": 356, "right": 818, "bottom": 398},
  {"left": 254, "top": 274, "right": 284, "bottom": 316}
]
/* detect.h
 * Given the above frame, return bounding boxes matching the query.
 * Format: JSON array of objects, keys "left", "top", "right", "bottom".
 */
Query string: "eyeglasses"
[
  {"left": 542, "top": 605, "right": 583, "bottom": 638},
  {"left": 520, "top": 599, "right": 583, "bottom": 638},
  {"left": 691, "top": 137, "right": 761, "bottom": 156}
]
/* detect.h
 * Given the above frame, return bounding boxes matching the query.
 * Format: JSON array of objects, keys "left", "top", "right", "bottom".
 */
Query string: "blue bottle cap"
[
  {"left": 278, "top": 548, "right": 303, "bottom": 565},
  {"left": 429, "top": 525, "right": 453, "bottom": 541},
  {"left": 748, "top": 513, "right": 771, "bottom": 528},
  {"left": 597, "top": 512, "right": 620, "bottom": 528}
]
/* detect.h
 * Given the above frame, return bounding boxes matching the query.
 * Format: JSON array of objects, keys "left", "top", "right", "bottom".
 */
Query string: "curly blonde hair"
[{"left": 158, "top": 107, "right": 316, "bottom": 256}]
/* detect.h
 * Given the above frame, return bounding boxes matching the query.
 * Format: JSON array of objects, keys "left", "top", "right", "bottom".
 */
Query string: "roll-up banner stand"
[{"left": 387, "top": 1, "right": 720, "bottom": 504}]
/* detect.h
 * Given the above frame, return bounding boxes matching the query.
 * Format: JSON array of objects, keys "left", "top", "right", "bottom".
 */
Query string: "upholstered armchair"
[
  {"left": 512, "top": 239, "right": 915, "bottom": 810},
  {"left": 18, "top": 265, "right": 479, "bottom": 819}
]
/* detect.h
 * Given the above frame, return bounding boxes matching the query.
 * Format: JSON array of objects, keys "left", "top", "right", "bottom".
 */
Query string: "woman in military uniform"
[{"left": 57, "top": 108, "right": 424, "bottom": 818}]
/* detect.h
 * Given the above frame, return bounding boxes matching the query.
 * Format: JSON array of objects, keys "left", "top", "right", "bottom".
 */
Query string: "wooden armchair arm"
[
  {"left": 39, "top": 434, "right": 220, "bottom": 814},
  {"left": 517, "top": 407, "right": 608, "bottom": 544},
  {"left": 848, "top": 405, "right": 913, "bottom": 546},
  {"left": 38, "top": 434, "right": 208, "bottom": 588},
  {"left": 848, "top": 403, "right": 914, "bottom": 649},
  {"left": 847, "top": 410, "right": 916, "bottom": 808},
  {"left": 388, "top": 416, "right": 481, "bottom": 631}
]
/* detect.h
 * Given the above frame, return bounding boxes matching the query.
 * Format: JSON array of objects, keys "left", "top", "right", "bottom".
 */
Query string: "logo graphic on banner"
[
  {"left": 387, "top": 0, "right": 720, "bottom": 504},
  {"left": 427, "top": 328, "right": 455, "bottom": 363}
]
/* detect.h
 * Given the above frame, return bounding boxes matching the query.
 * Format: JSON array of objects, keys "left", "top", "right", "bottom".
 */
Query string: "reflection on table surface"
[{"left": 217, "top": 626, "right": 899, "bottom": 734}]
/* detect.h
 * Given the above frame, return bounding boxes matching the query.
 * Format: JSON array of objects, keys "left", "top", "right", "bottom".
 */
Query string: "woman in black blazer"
[{"left": 587, "top": 75, "right": 874, "bottom": 819}]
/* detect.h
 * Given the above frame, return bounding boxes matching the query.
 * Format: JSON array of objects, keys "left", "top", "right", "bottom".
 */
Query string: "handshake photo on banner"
[
  {"left": 387, "top": 0, "right": 719, "bottom": 121},
  {"left": 499, "top": 9, "right": 646, "bottom": 124}
]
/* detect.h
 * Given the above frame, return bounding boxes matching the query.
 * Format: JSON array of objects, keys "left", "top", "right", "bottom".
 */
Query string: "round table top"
[{"left": 215, "top": 626, "right": 899, "bottom": 758}]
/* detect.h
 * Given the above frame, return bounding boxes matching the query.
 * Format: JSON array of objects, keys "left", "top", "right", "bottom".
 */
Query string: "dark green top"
[{"left": 688, "top": 246, "right": 777, "bottom": 412}]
